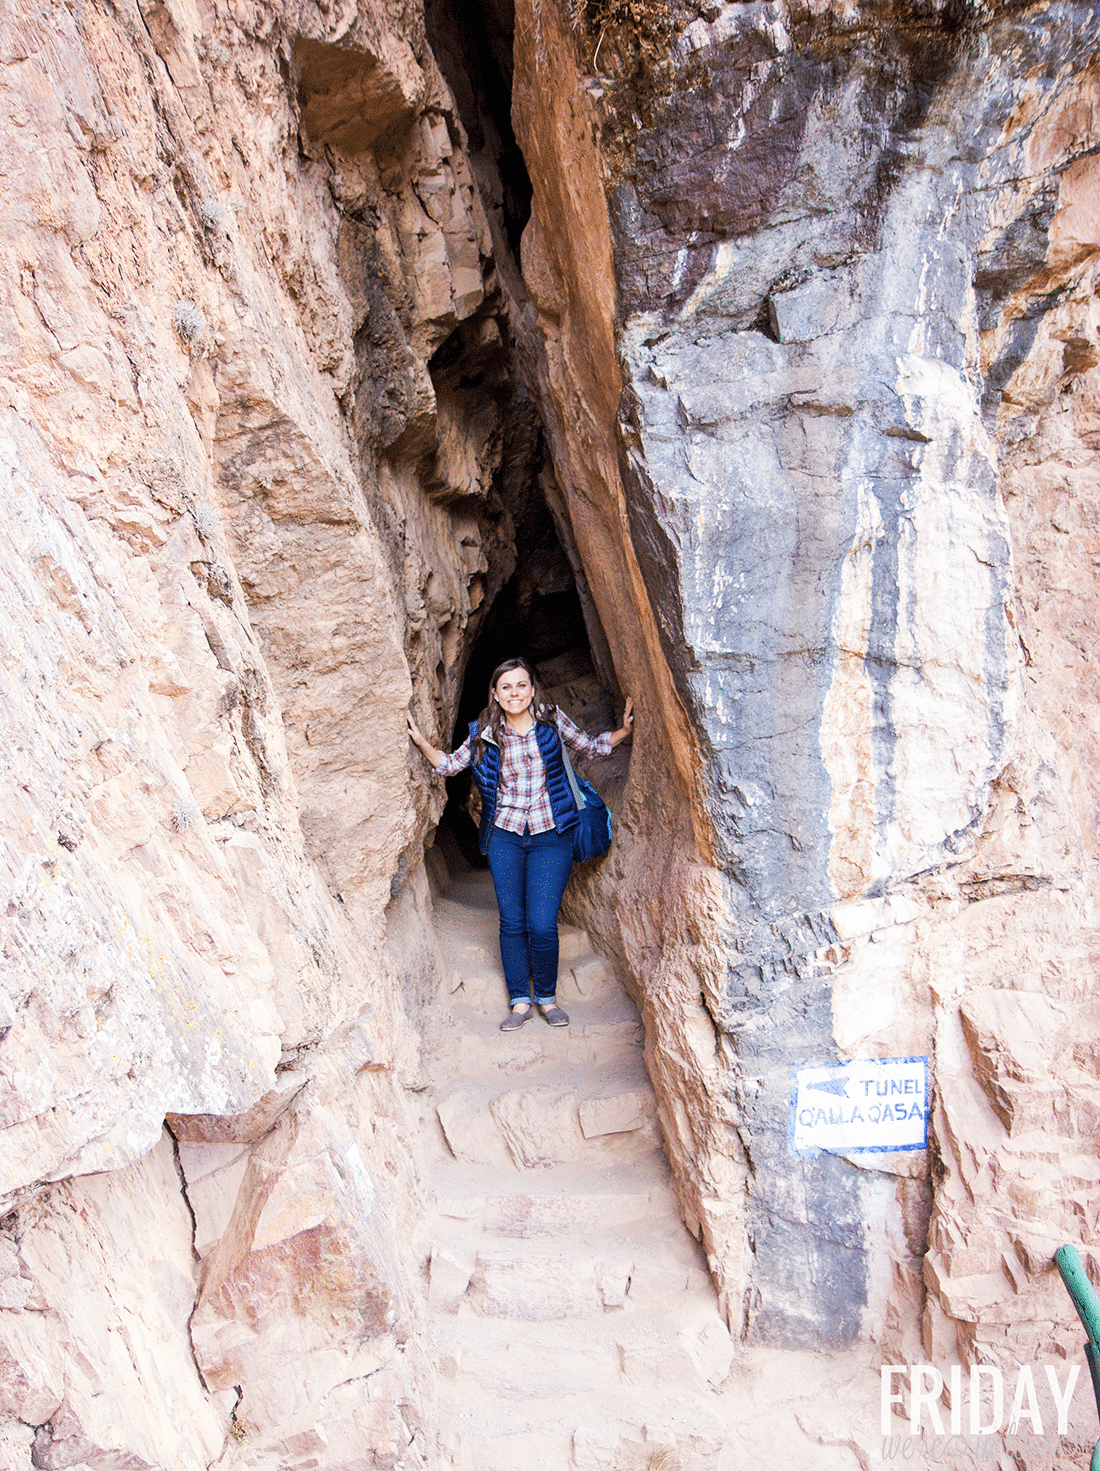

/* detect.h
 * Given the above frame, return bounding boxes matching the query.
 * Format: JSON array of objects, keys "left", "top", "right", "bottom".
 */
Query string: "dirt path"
[{"left": 412, "top": 870, "right": 878, "bottom": 1471}]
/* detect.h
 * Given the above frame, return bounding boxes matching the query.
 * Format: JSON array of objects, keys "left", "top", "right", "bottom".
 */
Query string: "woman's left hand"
[{"left": 609, "top": 696, "right": 634, "bottom": 747}]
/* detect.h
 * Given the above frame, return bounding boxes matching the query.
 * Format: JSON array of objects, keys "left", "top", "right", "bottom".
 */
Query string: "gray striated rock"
[{"left": 510, "top": 0, "right": 1100, "bottom": 1364}]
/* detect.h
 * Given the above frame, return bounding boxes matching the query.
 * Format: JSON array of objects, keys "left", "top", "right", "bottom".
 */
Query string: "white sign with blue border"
[{"left": 789, "top": 1055, "right": 929, "bottom": 1158}]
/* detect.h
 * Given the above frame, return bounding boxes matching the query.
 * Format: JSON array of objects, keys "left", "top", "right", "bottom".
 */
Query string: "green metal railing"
[{"left": 1055, "top": 1244, "right": 1100, "bottom": 1471}]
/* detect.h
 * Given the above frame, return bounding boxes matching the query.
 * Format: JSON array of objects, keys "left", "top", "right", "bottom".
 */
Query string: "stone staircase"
[{"left": 413, "top": 870, "right": 735, "bottom": 1471}]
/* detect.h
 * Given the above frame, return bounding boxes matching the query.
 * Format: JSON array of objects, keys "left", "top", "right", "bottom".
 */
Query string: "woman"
[{"left": 407, "top": 658, "right": 633, "bottom": 1031}]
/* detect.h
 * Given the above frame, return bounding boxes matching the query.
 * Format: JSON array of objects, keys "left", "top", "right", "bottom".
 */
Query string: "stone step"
[
  {"left": 438, "top": 950, "right": 619, "bottom": 1016},
  {"left": 446, "top": 1335, "right": 730, "bottom": 1402},
  {"left": 430, "top": 1070, "right": 660, "bottom": 1170},
  {"left": 437, "top": 976, "right": 633, "bottom": 1017},
  {"left": 438, "top": 945, "right": 618, "bottom": 993},
  {"left": 427, "top": 1013, "right": 648, "bottom": 1092},
  {"left": 424, "top": 1204, "right": 701, "bottom": 1267},
  {"left": 425, "top": 1232, "right": 716, "bottom": 1322},
  {"left": 424, "top": 1147, "right": 679, "bottom": 1213},
  {"left": 465, "top": 1246, "right": 633, "bottom": 1320},
  {"left": 428, "top": 1308, "right": 734, "bottom": 1393},
  {"left": 448, "top": 1337, "right": 620, "bottom": 1398},
  {"left": 431, "top": 1184, "right": 678, "bottom": 1238},
  {"left": 434, "top": 1425, "right": 575, "bottom": 1471},
  {"left": 433, "top": 1384, "right": 727, "bottom": 1471}
]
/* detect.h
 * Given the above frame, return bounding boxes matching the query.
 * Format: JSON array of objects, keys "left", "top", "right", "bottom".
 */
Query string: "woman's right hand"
[{"left": 407, "top": 711, "right": 445, "bottom": 769}]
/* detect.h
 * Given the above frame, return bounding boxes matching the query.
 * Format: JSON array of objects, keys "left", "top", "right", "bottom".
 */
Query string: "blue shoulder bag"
[{"left": 559, "top": 739, "right": 612, "bottom": 862}]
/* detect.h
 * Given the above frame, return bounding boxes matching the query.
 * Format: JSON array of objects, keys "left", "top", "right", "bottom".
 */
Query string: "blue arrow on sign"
[{"left": 806, "top": 1076, "right": 849, "bottom": 1098}]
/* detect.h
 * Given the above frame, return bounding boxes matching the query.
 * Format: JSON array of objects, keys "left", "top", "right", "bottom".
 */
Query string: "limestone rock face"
[
  {"left": 1, "top": 1133, "right": 223, "bottom": 1470},
  {"left": 4, "top": 0, "right": 1100, "bottom": 1463},
  {"left": 0, "top": 0, "right": 517, "bottom": 1463},
  {"left": 508, "top": 0, "right": 1100, "bottom": 1372}
]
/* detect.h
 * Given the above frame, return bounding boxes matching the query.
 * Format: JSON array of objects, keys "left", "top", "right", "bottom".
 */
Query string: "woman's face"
[{"left": 494, "top": 669, "right": 533, "bottom": 717}]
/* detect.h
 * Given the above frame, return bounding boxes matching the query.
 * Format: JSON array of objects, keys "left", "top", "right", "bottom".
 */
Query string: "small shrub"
[
  {"left": 173, "top": 300, "right": 205, "bottom": 344},
  {"left": 196, "top": 38, "right": 232, "bottom": 69},
  {"left": 192, "top": 501, "right": 221, "bottom": 540},
  {"left": 171, "top": 798, "right": 202, "bottom": 833},
  {"left": 199, "top": 198, "right": 225, "bottom": 229}
]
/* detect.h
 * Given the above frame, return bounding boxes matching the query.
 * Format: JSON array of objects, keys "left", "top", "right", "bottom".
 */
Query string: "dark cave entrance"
[
  {"left": 436, "top": 491, "right": 615, "bottom": 870},
  {"left": 420, "top": 0, "right": 618, "bottom": 872},
  {"left": 414, "top": 302, "right": 616, "bottom": 872}
]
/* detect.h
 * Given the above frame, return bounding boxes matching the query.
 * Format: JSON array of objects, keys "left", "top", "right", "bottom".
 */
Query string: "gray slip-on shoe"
[
  {"left": 500, "top": 1005, "right": 532, "bottom": 1032},
  {"left": 537, "top": 1003, "right": 569, "bottom": 1027}
]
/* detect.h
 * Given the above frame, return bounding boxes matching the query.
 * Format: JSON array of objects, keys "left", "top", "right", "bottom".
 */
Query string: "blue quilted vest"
[{"left": 467, "top": 715, "right": 579, "bottom": 855}]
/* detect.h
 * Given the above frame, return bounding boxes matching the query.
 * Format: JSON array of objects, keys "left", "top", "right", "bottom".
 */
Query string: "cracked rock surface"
[{"left": 3, "top": 0, "right": 1100, "bottom": 1465}]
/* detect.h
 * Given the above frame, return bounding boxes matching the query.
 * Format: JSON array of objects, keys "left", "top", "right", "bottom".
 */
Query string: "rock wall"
[
  {"left": 0, "top": 0, "right": 533, "bottom": 1463},
  {"left": 3, "top": 0, "right": 1100, "bottom": 1464},
  {"left": 506, "top": 0, "right": 1100, "bottom": 1380}
]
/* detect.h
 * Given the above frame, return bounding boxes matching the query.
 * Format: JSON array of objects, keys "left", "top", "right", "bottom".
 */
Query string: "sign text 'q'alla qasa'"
[{"left": 788, "top": 1056, "right": 929, "bottom": 1158}]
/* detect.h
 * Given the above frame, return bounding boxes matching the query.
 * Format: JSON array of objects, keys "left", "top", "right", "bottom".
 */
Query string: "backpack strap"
[{"left": 558, "top": 736, "right": 586, "bottom": 810}]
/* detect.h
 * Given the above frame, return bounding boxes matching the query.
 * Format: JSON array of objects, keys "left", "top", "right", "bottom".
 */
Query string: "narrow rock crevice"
[
  {"left": 434, "top": 467, "right": 618, "bottom": 867},
  {"left": 5, "top": 0, "right": 1100, "bottom": 1463},
  {"left": 424, "top": 0, "right": 531, "bottom": 262}
]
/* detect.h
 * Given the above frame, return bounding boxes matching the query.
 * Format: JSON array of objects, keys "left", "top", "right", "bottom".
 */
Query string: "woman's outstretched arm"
[
  {"left": 556, "top": 697, "right": 634, "bottom": 757},
  {"left": 408, "top": 714, "right": 475, "bottom": 775}
]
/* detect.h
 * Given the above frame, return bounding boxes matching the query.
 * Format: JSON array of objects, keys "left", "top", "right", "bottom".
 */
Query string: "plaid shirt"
[{"left": 436, "top": 708, "right": 613, "bottom": 835}]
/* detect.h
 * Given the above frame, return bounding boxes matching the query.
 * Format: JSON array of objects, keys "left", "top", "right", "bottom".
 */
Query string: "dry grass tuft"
[
  {"left": 573, "top": 0, "right": 699, "bottom": 75},
  {"left": 192, "top": 500, "right": 221, "bottom": 540},
  {"left": 649, "top": 1450, "right": 680, "bottom": 1471}
]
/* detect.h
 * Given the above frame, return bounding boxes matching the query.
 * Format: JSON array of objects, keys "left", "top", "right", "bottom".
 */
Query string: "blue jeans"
[{"left": 486, "top": 824, "right": 574, "bottom": 1005}]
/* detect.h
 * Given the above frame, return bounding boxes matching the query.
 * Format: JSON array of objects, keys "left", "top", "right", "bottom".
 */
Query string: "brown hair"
[{"left": 472, "top": 657, "right": 555, "bottom": 764}]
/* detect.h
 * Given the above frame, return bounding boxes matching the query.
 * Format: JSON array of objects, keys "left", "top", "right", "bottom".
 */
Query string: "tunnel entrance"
[
  {"left": 437, "top": 484, "right": 615, "bottom": 869},
  {"left": 420, "top": 0, "right": 621, "bottom": 874},
  {"left": 409, "top": 300, "right": 617, "bottom": 874}
]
